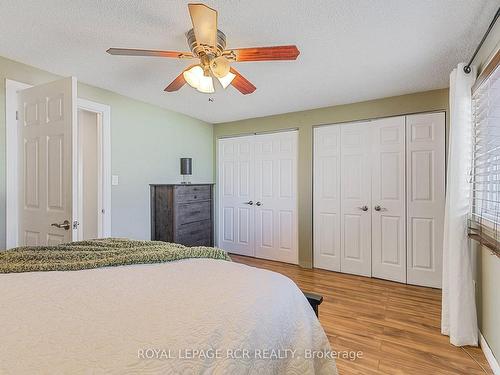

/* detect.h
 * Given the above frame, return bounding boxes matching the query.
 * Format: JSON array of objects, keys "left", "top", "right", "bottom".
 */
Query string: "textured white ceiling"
[{"left": 0, "top": 0, "right": 497, "bottom": 123}]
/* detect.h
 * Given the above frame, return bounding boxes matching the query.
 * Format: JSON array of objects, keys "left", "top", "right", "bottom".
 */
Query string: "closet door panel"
[
  {"left": 313, "top": 125, "right": 341, "bottom": 271},
  {"left": 340, "top": 122, "right": 372, "bottom": 277},
  {"left": 371, "top": 116, "right": 406, "bottom": 283},
  {"left": 254, "top": 131, "right": 298, "bottom": 264},
  {"left": 217, "top": 136, "right": 255, "bottom": 256},
  {"left": 406, "top": 112, "right": 445, "bottom": 288}
]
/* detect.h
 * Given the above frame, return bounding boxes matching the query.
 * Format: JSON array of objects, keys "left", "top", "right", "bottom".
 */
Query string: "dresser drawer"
[
  {"left": 188, "top": 239, "right": 212, "bottom": 247},
  {"left": 175, "top": 220, "right": 212, "bottom": 246},
  {"left": 174, "top": 185, "right": 211, "bottom": 203},
  {"left": 175, "top": 201, "right": 211, "bottom": 225}
]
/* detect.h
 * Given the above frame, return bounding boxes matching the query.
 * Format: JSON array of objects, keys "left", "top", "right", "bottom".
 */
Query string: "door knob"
[
  {"left": 256, "top": 201, "right": 262, "bottom": 206},
  {"left": 51, "top": 220, "right": 71, "bottom": 230},
  {"left": 244, "top": 201, "right": 254, "bottom": 205},
  {"left": 358, "top": 205, "right": 369, "bottom": 211},
  {"left": 374, "top": 205, "right": 382, "bottom": 211}
]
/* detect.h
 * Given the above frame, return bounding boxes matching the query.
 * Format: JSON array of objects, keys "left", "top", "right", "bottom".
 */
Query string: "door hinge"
[
  {"left": 15, "top": 110, "right": 18, "bottom": 120},
  {"left": 73, "top": 220, "right": 80, "bottom": 230}
]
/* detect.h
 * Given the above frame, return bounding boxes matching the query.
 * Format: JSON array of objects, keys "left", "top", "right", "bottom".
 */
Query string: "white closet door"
[
  {"left": 340, "top": 122, "right": 372, "bottom": 277},
  {"left": 406, "top": 112, "right": 445, "bottom": 288},
  {"left": 371, "top": 116, "right": 407, "bottom": 282},
  {"left": 217, "top": 136, "right": 255, "bottom": 256},
  {"left": 254, "top": 131, "right": 298, "bottom": 264},
  {"left": 313, "top": 125, "right": 341, "bottom": 271}
]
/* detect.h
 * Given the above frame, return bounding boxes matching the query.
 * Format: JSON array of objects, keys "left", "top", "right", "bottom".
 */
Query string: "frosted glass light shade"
[
  {"left": 217, "top": 72, "right": 236, "bottom": 89},
  {"left": 183, "top": 65, "right": 204, "bottom": 88},
  {"left": 210, "top": 56, "right": 231, "bottom": 78},
  {"left": 197, "top": 75, "right": 215, "bottom": 93}
]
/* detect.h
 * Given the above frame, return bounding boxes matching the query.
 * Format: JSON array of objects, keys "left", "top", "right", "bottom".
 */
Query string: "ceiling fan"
[{"left": 106, "top": 3, "right": 300, "bottom": 95}]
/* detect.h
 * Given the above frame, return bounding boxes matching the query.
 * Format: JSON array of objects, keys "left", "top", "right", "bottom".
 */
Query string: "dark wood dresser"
[{"left": 150, "top": 184, "right": 214, "bottom": 247}]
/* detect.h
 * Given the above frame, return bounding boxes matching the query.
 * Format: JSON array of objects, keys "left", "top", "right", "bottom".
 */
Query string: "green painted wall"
[
  {"left": 213, "top": 89, "right": 449, "bottom": 267},
  {"left": 0, "top": 56, "right": 214, "bottom": 247},
  {"left": 476, "top": 241, "right": 500, "bottom": 359},
  {"left": 473, "top": 18, "right": 500, "bottom": 362}
]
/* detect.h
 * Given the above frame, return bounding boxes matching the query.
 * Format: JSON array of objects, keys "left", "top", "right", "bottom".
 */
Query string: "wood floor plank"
[
  {"left": 231, "top": 254, "right": 492, "bottom": 375},
  {"left": 463, "top": 346, "right": 495, "bottom": 375}
]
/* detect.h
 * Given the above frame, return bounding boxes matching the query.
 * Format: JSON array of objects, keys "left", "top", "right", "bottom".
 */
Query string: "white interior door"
[
  {"left": 340, "top": 122, "right": 372, "bottom": 276},
  {"left": 371, "top": 116, "right": 407, "bottom": 282},
  {"left": 18, "top": 77, "right": 77, "bottom": 246},
  {"left": 254, "top": 131, "right": 298, "bottom": 264},
  {"left": 406, "top": 112, "right": 445, "bottom": 288},
  {"left": 313, "top": 125, "right": 341, "bottom": 271},
  {"left": 217, "top": 136, "right": 255, "bottom": 256}
]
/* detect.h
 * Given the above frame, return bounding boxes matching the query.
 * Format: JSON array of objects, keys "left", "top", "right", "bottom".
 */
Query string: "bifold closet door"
[
  {"left": 313, "top": 125, "right": 341, "bottom": 271},
  {"left": 217, "top": 131, "right": 298, "bottom": 263},
  {"left": 406, "top": 112, "right": 445, "bottom": 288},
  {"left": 254, "top": 131, "right": 299, "bottom": 264},
  {"left": 371, "top": 117, "right": 407, "bottom": 283},
  {"left": 340, "top": 122, "right": 372, "bottom": 277},
  {"left": 217, "top": 136, "right": 255, "bottom": 256}
]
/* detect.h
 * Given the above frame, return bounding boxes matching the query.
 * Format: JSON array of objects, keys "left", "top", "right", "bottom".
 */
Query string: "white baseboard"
[{"left": 480, "top": 332, "right": 500, "bottom": 375}]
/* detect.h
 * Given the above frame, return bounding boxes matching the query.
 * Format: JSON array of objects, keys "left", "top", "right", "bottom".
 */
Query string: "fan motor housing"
[{"left": 186, "top": 28, "right": 226, "bottom": 57}]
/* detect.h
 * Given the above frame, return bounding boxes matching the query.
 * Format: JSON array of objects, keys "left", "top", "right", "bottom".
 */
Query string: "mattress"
[{"left": 0, "top": 258, "right": 337, "bottom": 374}]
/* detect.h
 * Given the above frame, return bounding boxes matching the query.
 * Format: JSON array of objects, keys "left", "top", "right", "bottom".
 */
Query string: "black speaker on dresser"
[{"left": 150, "top": 184, "right": 214, "bottom": 247}]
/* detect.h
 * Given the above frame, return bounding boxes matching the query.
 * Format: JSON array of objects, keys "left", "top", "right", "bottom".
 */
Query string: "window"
[{"left": 469, "top": 53, "right": 500, "bottom": 256}]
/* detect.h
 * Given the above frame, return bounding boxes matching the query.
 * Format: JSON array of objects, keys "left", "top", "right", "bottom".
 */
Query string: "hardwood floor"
[{"left": 231, "top": 254, "right": 493, "bottom": 375}]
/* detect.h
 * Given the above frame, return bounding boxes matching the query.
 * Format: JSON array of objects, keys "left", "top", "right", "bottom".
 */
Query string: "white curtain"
[{"left": 441, "top": 63, "right": 478, "bottom": 346}]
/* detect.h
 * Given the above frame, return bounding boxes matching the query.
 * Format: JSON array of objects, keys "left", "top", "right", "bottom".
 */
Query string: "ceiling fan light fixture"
[
  {"left": 183, "top": 65, "right": 204, "bottom": 88},
  {"left": 108, "top": 4, "right": 300, "bottom": 95},
  {"left": 210, "top": 56, "right": 231, "bottom": 78},
  {"left": 197, "top": 75, "right": 215, "bottom": 93},
  {"left": 217, "top": 71, "right": 236, "bottom": 89}
]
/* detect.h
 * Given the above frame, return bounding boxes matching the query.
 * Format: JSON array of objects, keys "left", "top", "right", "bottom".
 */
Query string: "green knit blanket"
[{"left": 0, "top": 238, "right": 231, "bottom": 274}]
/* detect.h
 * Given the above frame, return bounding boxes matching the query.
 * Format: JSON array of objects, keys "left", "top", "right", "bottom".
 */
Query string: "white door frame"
[
  {"left": 5, "top": 79, "right": 31, "bottom": 249},
  {"left": 5, "top": 79, "right": 112, "bottom": 248}
]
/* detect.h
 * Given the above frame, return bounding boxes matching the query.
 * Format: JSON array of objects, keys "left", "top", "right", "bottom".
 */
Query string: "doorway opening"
[{"left": 77, "top": 108, "right": 101, "bottom": 240}]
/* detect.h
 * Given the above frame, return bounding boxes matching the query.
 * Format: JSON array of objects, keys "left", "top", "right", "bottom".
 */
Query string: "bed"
[{"left": 0, "top": 252, "right": 337, "bottom": 374}]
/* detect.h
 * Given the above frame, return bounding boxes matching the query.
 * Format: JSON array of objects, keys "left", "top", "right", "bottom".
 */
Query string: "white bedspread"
[{"left": 0, "top": 259, "right": 337, "bottom": 374}]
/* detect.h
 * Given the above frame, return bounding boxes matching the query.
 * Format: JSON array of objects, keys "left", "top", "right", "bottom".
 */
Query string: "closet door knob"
[
  {"left": 256, "top": 202, "right": 262, "bottom": 206},
  {"left": 374, "top": 205, "right": 381, "bottom": 211},
  {"left": 358, "top": 205, "right": 369, "bottom": 211},
  {"left": 244, "top": 201, "right": 254, "bottom": 205}
]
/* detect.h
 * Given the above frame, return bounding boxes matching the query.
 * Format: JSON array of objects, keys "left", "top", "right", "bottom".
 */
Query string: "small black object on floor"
[{"left": 303, "top": 291, "right": 323, "bottom": 317}]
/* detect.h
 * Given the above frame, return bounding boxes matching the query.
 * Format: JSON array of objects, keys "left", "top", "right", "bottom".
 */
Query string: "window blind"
[{"left": 469, "top": 61, "right": 500, "bottom": 256}]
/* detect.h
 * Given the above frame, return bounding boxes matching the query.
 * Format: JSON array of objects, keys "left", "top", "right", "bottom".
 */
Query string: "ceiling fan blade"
[
  {"left": 188, "top": 3, "right": 217, "bottom": 48},
  {"left": 164, "top": 73, "right": 186, "bottom": 92},
  {"left": 107, "top": 48, "right": 194, "bottom": 59},
  {"left": 164, "top": 65, "right": 197, "bottom": 92},
  {"left": 229, "top": 67, "right": 256, "bottom": 95},
  {"left": 225, "top": 45, "right": 300, "bottom": 62}
]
